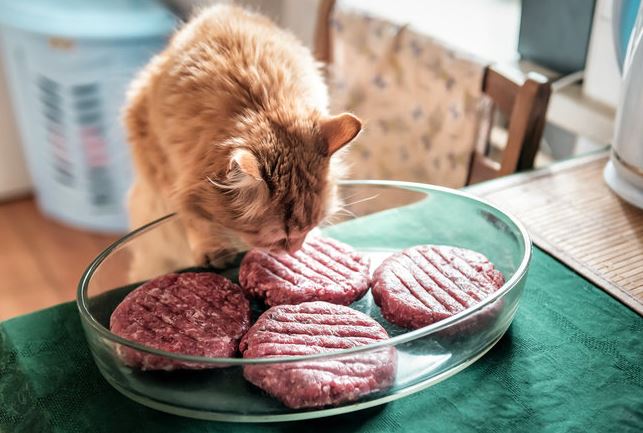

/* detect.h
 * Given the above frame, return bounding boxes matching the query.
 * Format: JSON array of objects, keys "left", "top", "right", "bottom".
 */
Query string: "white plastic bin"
[{"left": 0, "top": 0, "right": 175, "bottom": 232}]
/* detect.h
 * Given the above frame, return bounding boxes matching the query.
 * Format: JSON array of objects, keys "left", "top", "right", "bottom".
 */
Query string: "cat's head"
[{"left": 184, "top": 112, "right": 362, "bottom": 253}]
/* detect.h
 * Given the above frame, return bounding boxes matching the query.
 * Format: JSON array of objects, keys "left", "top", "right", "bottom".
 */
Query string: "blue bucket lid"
[{"left": 0, "top": 0, "right": 176, "bottom": 39}]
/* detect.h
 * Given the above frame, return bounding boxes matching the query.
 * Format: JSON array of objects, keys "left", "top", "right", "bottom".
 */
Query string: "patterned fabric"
[{"left": 329, "top": 6, "right": 489, "bottom": 188}]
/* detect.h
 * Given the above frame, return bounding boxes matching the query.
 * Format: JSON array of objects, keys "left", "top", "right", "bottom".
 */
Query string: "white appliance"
[
  {"left": 604, "top": 0, "right": 643, "bottom": 208},
  {"left": 584, "top": 0, "right": 622, "bottom": 109}
]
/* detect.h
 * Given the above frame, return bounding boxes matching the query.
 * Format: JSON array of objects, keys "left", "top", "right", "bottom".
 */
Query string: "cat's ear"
[
  {"left": 229, "top": 148, "right": 262, "bottom": 182},
  {"left": 320, "top": 113, "right": 362, "bottom": 156}
]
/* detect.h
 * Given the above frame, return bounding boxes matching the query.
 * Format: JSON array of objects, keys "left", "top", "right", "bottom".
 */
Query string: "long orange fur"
[{"left": 124, "top": 5, "right": 361, "bottom": 280}]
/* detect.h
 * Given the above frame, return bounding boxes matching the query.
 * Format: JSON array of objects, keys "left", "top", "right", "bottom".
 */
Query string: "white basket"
[{"left": 0, "top": 0, "right": 175, "bottom": 232}]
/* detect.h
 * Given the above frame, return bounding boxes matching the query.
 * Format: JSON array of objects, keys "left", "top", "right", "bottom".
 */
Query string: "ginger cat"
[{"left": 124, "top": 5, "right": 361, "bottom": 280}]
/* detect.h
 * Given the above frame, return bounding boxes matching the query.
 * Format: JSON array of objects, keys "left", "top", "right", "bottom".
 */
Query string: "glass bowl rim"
[{"left": 77, "top": 179, "right": 532, "bottom": 365}]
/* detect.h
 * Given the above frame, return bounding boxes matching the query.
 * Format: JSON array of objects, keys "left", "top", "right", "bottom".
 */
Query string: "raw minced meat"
[
  {"left": 110, "top": 272, "right": 251, "bottom": 370},
  {"left": 239, "top": 236, "right": 370, "bottom": 306},
  {"left": 240, "top": 301, "right": 397, "bottom": 409},
  {"left": 371, "top": 245, "right": 505, "bottom": 329}
]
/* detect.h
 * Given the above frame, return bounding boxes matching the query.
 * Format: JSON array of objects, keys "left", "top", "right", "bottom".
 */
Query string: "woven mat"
[{"left": 468, "top": 152, "right": 643, "bottom": 315}]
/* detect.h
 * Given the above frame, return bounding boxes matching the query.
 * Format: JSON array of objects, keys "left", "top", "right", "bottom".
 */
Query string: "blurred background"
[{"left": 0, "top": 0, "right": 634, "bottom": 319}]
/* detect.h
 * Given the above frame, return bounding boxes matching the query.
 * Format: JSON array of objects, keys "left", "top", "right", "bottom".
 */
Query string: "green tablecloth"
[{"left": 1, "top": 247, "right": 641, "bottom": 433}]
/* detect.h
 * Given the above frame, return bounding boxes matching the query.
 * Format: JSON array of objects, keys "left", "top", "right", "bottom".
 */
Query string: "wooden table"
[{"left": 2, "top": 174, "right": 641, "bottom": 433}]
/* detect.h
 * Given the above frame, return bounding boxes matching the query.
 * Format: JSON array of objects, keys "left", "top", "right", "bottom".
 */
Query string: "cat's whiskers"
[
  {"left": 334, "top": 207, "right": 357, "bottom": 219},
  {"left": 323, "top": 193, "right": 379, "bottom": 226},
  {"left": 341, "top": 193, "right": 379, "bottom": 208},
  {"left": 322, "top": 210, "right": 349, "bottom": 226}
]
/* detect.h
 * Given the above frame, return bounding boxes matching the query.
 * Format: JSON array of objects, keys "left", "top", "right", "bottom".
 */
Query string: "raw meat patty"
[
  {"left": 110, "top": 272, "right": 251, "bottom": 370},
  {"left": 372, "top": 245, "right": 505, "bottom": 329},
  {"left": 240, "top": 301, "right": 397, "bottom": 409},
  {"left": 239, "top": 235, "right": 370, "bottom": 306}
]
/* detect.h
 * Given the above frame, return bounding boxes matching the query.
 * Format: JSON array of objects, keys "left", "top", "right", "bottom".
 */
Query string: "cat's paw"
[{"left": 198, "top": 248, "right": 241, "bottom": 269}]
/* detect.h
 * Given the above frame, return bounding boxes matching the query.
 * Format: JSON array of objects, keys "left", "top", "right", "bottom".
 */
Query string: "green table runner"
[{"left": 1, "top": 247, "right": 641, "bottom": 433}]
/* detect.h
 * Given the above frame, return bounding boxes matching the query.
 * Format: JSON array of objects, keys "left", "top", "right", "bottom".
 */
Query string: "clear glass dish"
[{"left": 77, "top": 180, "right": 531, "bottom": 422}]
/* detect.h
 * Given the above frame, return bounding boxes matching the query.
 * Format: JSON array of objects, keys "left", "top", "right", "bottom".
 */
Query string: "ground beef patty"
[
  {"left": 238, "top": 236, "right": 370, "bottom": 306},
  {"left": 240, "top": 301, "right": 397, "bottom": 409},
  {"left": 372, "top": 245, "right": 505, "bottom": 329},
  {"left": 110, "top": 272, "right": 251, "bottom": 370}
]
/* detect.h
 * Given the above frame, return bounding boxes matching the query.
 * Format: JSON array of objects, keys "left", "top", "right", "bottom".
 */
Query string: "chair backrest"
[
  {"left": 314, "top": 0, "right": 336, "bottom": 67},
  {"left": 314, "top": 0, "right": 551, "bottom": 185},
  {"left": 467, "top": 65, "right": 551, "bottom": 184}
]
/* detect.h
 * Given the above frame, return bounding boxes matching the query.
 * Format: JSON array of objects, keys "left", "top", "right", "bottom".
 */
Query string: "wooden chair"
[
  {"left": 468, "top": 65, "right": 551, "bottom": 184},
  {"left": 314, "top": 0, "right": 552, "bottom": 185}
]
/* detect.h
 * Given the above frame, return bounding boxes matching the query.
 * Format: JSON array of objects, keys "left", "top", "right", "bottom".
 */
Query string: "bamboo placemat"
[{"left": 467, "top": 151, "right": 643, "bottom": 315}]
